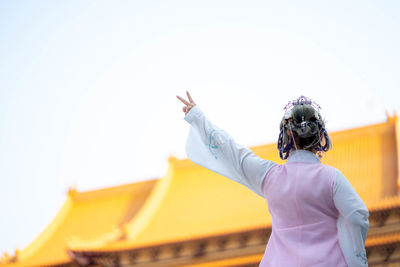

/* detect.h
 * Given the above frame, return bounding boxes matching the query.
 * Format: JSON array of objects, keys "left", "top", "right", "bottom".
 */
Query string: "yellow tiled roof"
[{"left": 1, "top": 179, "right": 156, "bottom": 266}]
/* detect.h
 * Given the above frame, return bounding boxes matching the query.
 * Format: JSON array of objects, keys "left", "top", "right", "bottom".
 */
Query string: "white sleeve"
[
  {"left": 334, "top": 168, "right": 370, "bottom": 267},
  {"left": 183, "top": 105, "right": 277, "bottom": 198}
]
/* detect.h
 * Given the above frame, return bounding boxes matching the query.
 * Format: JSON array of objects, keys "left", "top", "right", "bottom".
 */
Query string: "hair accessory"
[{"left": 283, "top": 95, "right": 322, "bottom": 114}]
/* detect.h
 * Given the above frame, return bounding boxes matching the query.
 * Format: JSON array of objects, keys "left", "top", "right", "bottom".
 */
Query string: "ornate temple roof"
[
  {"left": 1, "top": 179, "right": 157, "bottom": 266},
  {"left": 1, "top": 114, "right": 399, "bottom": 266}
]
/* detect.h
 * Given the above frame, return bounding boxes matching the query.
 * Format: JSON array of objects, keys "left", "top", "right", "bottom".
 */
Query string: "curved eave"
[
  {"left": 17, "top": 195, "right": 74, "bottom": 264},
  {"left": 0, "top": 194, "right": 73, "bottom": 267},
  {"left": 2, "top": 179, "right": 157, "bottom": 266}
]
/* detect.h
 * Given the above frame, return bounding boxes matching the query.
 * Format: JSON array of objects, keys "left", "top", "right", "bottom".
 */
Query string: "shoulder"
[
  {"left": 331, "top": 167, "right": 349, "bottom": 190},
  {"left": 330, "top": 167, "right": 363, "bottom": 205},
  {"left": 316, "top": 164, "right": 338, "bottom": 185},
  {"left": 321, "top": 166, "right": 349, "bottom": 195},
  {"left": 321, "top": 165, "right": 345, "bottom": 183}
]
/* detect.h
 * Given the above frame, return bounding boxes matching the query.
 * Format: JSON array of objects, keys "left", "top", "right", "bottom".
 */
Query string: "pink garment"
[{"left": 261, "top": 161, "right": 348, "bottom": 267}]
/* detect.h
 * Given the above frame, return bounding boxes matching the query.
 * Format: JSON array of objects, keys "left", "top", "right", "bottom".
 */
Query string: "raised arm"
[
  {"left": 177, "top": 91, "right": 277, "bottom": 197},
  {"left": 333, "top": 169, "right": 370, "bottom": 266}
]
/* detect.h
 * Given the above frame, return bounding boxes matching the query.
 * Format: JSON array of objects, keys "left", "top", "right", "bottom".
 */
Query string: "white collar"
[{"left": 287, "top": 149, "right": 321, "bottom": 163}]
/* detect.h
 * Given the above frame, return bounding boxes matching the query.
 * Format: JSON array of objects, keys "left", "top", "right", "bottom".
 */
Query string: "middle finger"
[{"left": 186, "top": 91, "right": 195, "bottom": 104}]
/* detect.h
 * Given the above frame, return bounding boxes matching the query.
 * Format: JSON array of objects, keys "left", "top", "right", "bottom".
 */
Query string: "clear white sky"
[{"left": 0, "top": 0, "right": 399, "bottom": 254}]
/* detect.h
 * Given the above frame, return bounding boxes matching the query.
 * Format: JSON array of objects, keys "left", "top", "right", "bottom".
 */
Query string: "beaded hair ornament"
[{"left": 277, "top": 95, "right": 331, "bottom": 160}]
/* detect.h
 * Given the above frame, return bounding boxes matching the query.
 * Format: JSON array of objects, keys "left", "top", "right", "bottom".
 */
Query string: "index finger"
[
  {"left": 176, "top": 95, "right": 190, "bottom": 105},
  {"left": 186, "top": 91, "right": 195, "bottom": 104}
]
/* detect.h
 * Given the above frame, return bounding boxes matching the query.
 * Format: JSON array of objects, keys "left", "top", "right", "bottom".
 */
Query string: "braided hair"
[{"left": 277, "top": 104, "right": 332, "bottom": 160}]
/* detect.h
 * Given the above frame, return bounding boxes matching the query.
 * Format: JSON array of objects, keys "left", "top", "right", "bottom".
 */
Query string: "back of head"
[{"left": 277, "top": 96, "right": 332, "bottom": 160}]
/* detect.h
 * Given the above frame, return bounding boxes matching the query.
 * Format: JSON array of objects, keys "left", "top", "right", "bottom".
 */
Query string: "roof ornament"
[{"left": 67, "top": 185, "right": 78, "bottom": 198}]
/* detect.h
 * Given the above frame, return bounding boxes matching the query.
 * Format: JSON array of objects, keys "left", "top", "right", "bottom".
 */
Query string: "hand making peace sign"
[{"left": 176, "top": 91, "right": 196, "bottom": 115}]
